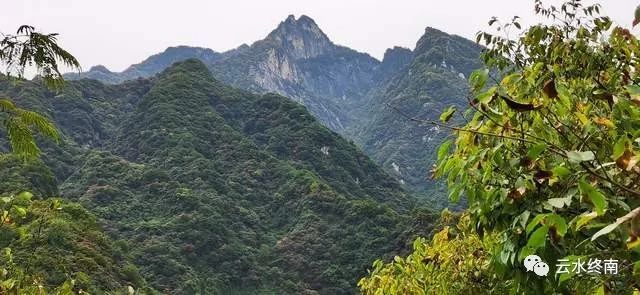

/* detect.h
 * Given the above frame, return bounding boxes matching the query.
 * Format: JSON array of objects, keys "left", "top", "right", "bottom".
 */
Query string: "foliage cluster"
[
  {"left": 361, "top": 1, "right": 640, "bottom": 294},
  {"left": 359, "top": 211, "right": 506, "bottom": 294}
]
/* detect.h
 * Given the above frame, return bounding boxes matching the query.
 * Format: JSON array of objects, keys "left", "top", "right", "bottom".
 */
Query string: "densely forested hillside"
[
  {"left": 0, "top": 157, "right": 152, "bottom": 294},
  {"left": 2, "top": 60, "right": 431, "bottom": 294},
  {"left": 347, "top": 27, "right": 484, "bottom": 206},
  {"left": 63, "top": 16, "right": 483, "bottom": 206}
]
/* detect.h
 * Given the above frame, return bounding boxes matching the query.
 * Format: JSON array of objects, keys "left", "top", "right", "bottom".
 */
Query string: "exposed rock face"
[
  {"left": 209, "top": 15, "right": 381, "bottom": 131},
  {"left": 265, "top": 15, "right": 334, "bottom": 60}
]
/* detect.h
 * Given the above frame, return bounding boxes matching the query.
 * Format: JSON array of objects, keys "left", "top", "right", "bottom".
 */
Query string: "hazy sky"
[{"left": 1, "top": 0, "right": 636, "bottom": 72}]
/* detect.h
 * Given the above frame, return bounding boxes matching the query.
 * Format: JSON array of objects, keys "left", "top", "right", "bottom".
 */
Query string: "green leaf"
[
  {"left": 527, "top": 143, "right": 547, "bottom": 160},
  {"left": 439, "top": 106, "right": 456, "bottom": 123},
  {"left": 547, "top": 196, "right": 572, "bottom": 209},
  {"left": 15, "top": 191, "right": 33, "bottom": 202},
  {"left": 579, "top": 180, "right": 607, "bottom": 216},
  {"left": 526, "top": 225, "right": 549, "bottom": 248},
  {"left": 13, "top": 206, "right": 27, "bottom": 218},
  {"left": 574, "top": 211, "right": 598, "bottom": 231},
  {"left": 613, "top": 136, "right": 628, "bottom": 160},
  {"left": 546, "top": 214, "right": 568, "bottom": 236},
  {"left": 448, "top": 184, "right": 463, "bottom": 203},
  {"left": 437, "top": 140, "right": 452, "bottom": 162},
  {"left": 552, "top": 166, "right": 571, "bottom": 179},
  {"left": 517, "top": 246, "right": 536, "bottom": 262},
  {"left": 476, "top": 86, "right": 497, "bottom": 104},
  {"left": 516, "top": 210, "right": 530, "bottom": 229},
  {"left": 567, "top": 151, "right": 595, "bottom": 163},
  {"left": 556, "top": 83, "right": 572, "bottom": 107},
  {"left": 501, "top": 73, "right": 521, "bottom": 86},
  {"left": 469, "top": 69, "right": 489, "bottom": 92},
  {"left": 526, "top": 214, "right": 547, "bottom": 235}
]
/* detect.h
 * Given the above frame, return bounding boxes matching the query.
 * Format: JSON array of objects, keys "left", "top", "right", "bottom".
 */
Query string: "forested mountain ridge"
[
  {"left": 66, "top": 15, "right": 384, "bottom": 132},
  {"left": 63, "top": 16, "right": 482, "bottom": 205},
  {"left": 2, "top": 60, "right": 431, "bottom": 294},
  {"left": 63, "top": 46, "right": 228, "bottom": 84},
  {"left": 347, "top": 27, "right": 484, "bottom": 203}
]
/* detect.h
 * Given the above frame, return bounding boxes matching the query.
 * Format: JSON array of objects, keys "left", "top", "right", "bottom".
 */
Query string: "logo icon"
[{"left": 524, "top": 254, "right": 549, "bottom": 277}]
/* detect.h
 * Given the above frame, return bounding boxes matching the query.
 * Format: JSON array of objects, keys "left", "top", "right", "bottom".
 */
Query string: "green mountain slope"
[
  {"left": 347, "top": 28, "right": 484, "bottom": 206},
  {"left": 0, "top": 157, "right": 152, "bottom": 294},
  {"left": 61, "top": 18, "right": 484, "bottom": 206},
  {"left": 4, "top": 60, "right": 422, "bottom": 294}
]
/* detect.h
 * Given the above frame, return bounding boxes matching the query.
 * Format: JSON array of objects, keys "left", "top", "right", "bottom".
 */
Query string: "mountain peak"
[
  {"left": 383, "top": 46, "right": 412, "bottom": 61},
  {"left": 158, "top": 58, "right": 212, "bottom": 79},
  {"left": 88, "top": 65, "right": 112, "bottom": 73},
  {"left": 282, "top": 14, "right": 317, "bottom": 27},
  {"left": 423, "top": 26, "right": 448, "bottom": 35},
  {"left": 265, "top": 14, "right": 334, "bottom": 59}
]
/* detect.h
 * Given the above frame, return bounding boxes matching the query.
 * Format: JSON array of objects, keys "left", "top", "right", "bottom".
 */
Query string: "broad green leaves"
[
  {"left": 438, "top": 140, "right": 453, "bottom": 162},
  {"left": 469, "top": 69, "right": 489, "bottom": 92},
  {"left": 527, "top": 143, "right": 547, "bottom": 160},
  {"left": 526, "top": 225, "right": 549, "bottom": 248},
  {"left": 578, "top": 180, "right": 607, "bottom": 216},
  {"left": 433, "top": 1, "right": 640, "bottom": 292}
]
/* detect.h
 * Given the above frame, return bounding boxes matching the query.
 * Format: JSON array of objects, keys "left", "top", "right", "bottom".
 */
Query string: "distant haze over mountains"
[{"left": 65, "top": 14, "right": 483, "bottom": 201}]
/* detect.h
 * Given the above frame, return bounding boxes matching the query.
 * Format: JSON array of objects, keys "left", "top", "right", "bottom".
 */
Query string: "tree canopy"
[
  {"left": 361, "top": 1, "right": 640, "bottom": 293},
  {"left": 1, "top": 25, "right": 80, "bottom": 160}
]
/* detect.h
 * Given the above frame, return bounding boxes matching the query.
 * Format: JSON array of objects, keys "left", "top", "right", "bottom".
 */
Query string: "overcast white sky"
[{"left": 1, "top": 0, "right": 636, "bottom": 72}]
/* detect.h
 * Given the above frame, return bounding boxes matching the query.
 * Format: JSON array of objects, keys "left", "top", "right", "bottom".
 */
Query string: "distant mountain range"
[{"left": 64, "top": 14, "right": 483, "bottom": 205}]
